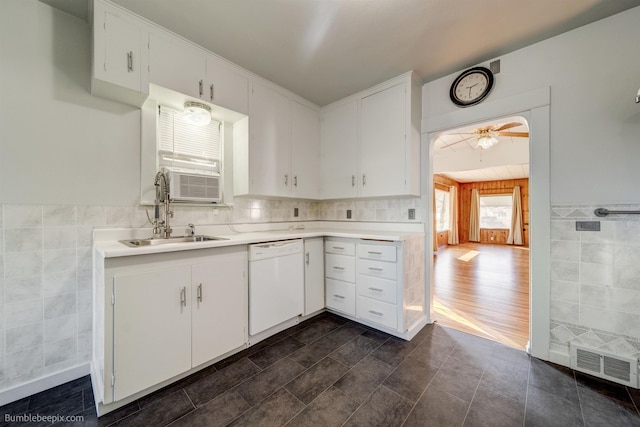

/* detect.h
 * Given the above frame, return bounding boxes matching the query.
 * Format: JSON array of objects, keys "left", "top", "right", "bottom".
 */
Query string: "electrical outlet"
[
  {"left": 294, "top": 207, "right": 299, "bottom": 217},
  {"left": 408, "top": 209, "right": 415, "bottom": 220},
  {"left": 346, "top": 209, "right": 352, "bottom": 219}
]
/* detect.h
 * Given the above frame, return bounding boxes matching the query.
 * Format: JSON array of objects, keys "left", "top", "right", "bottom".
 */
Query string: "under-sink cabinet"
[
  {"left": 93, "top": 246, "right": 247, "bottom": 411},
  {"left": 324, "top": 237, "right": 426, "bottom": 339}
]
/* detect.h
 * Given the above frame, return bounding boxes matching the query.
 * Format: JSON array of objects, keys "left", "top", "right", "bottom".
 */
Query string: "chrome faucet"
[{"left": 152, "top": 171, "right": 174, "bottom": 238}]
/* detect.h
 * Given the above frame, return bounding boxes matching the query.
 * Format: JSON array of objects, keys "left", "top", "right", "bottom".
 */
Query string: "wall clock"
[{"left": 449, "top": 66, "right": 494, "bottom": 107}]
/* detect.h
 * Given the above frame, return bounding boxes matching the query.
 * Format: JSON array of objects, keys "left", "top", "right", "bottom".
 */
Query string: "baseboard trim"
[{"left": 0, "top": 363, "right": 90, "bottom": 407}]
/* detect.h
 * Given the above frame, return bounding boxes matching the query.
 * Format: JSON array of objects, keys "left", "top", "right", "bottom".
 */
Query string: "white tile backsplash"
[
  {"left": 550, "top": 203, "right": 640, "bottom": 360},
  {"left": 0, "top": 197, "right": 423, "bottom": 394}
]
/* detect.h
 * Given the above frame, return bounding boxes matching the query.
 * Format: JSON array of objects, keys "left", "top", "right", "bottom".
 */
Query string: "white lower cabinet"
[
  {"left": 112, "top": 265, "right": 192, "bottom": 401},
  {"left": 96, "top": 246, "right": 247, "bottom": 407},
  {"left": 324, "top": 237, "right": 425, "bottom": 339},
  {"left": 304, "top": 238, "right": 325, "bottom": 315}
]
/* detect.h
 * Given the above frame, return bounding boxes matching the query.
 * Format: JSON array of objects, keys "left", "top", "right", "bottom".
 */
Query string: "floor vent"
[{"left": 570, "top": 343, "right": 638, "bottom": 388}]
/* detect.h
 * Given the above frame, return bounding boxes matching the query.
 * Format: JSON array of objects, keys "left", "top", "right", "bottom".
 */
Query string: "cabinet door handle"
[
  {"left": 210, "top": 83, "right": 214, "bottom": 101},
  {"left": 362, "top": 174, "right": 366, "bottom": 186},
  {"left": 368, "top": 267, "right": 383, "bottom": 272},
  {"left": 127, "top": 51, "right": 133, "bottom": 72},
  {"left": 368, "top": 287, "right": 383, "bottom": 292},
  {"left": 180, "top": 286, "right": 187, "bottom": 307},
  {"left": 305, "top": 252, "right": 310, "bottom": 265},
  {"left": 369, "top": 310, "right": 383, "bottom": 316},
  {"left": 284, "top": 174, "right": 288, "bottom": 186},
  {"left": 197, "top": 283, "right": 203, "bottom": 302},
  {"left": 294, "top": 175, "right": 298, "bottom": 187},
  {"left": 199, "top": 80, "right": 203, "bottom": 97},
  {"left": 333, "top": 294, "right": 345, "bottom": 299},
  {"left": 351, "top": 175, "right": 355, "bottom": 187}
]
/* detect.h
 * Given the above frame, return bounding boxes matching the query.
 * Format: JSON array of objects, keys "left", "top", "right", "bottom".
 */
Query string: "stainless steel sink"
[{"left": 119, "top": 235, "right": 229, "bottom": 248}]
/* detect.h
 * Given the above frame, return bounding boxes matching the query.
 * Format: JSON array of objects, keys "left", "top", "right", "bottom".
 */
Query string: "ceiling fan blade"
[
  {"left": 498, "top": 131, "right": 529, "bottom": 138},
  {"left": 493, "top": 122, "right": 522, "bottom": 132}
]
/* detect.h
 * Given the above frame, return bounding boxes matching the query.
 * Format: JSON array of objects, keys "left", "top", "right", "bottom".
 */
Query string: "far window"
[
  {"left": 480, "top": 195, "right": 512, "bottom": 229},
  {"left": 435, "top": 189, "right": 450, "bottom": 232}
]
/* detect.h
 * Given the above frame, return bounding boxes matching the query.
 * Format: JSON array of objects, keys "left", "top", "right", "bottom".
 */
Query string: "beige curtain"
[
  {"left": 469, "top": 188, "right": 480, "bottom": 242},
  {"left": 433, "top": 189, "right": 438, "bottom": 252},
  {"left": 447, "top": 186, "right": 459, "bottom": 245},
  {"left": 507, "top": 185, "right": 524, "bottom": 245}
]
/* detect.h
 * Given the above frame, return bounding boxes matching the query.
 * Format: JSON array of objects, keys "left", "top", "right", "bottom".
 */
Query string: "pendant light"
[{"left": 183, "top": 101, "right": 212, "bottom": 126}]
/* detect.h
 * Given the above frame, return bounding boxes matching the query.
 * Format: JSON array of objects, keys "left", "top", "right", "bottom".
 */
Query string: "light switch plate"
[{"left": 408, "top": 209, "right": 415, "bottom": 220}]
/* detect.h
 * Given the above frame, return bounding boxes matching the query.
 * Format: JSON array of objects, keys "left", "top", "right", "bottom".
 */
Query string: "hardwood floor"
[{"left": 433, "top": 242, "right": 530, "bottom": 349}]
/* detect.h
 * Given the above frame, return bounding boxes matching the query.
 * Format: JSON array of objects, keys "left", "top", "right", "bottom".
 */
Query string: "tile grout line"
[{"left": 400, "top": 334, "right": 456, "bottom": 426}]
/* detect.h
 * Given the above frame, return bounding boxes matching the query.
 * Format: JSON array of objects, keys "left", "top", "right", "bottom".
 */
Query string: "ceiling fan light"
[
  {"left": 183, "top": 101, "right": 212, "bottom": 126},
  {"left": 476, "top": 135, "right": 498, "bottom": 150}
]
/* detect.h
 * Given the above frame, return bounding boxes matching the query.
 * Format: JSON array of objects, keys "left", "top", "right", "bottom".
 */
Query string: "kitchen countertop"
[{"left": 94, "top": 221, "right": 425, "bottom": 258}]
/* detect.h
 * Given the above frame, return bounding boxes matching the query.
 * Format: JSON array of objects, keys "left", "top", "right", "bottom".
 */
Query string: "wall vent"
[{"left": 570, "top": 343, "right": 638, "bottom": 388}]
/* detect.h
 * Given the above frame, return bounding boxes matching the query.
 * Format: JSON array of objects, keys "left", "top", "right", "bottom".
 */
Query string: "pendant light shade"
[{"left": 183, "top": 101, "right": 212, "bottom": 126}]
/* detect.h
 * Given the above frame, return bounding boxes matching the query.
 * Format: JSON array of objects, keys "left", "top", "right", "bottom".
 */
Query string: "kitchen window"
[
  {"left": 158, "top": 105, "right": 222, "bottom": 175},
  {"left": 479, "top": 194, "right": 512, "bottom": 229}
]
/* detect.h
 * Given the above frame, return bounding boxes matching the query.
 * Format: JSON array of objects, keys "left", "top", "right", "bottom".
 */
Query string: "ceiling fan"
[{"left": 441, "top": 122, "right": 529, "bottom": 150}]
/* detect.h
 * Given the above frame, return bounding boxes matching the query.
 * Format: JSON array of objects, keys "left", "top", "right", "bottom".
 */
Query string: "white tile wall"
[
  {"left": 549, "top": 204, "right": 640, "bottom": 360},
  {"left": 0, "top": 196, "right": 424, "bottom": 392}
]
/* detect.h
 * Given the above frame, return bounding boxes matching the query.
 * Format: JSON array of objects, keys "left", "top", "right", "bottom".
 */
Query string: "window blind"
[{"left": 158, "top": 105, "right": 221, "bottom": 173}]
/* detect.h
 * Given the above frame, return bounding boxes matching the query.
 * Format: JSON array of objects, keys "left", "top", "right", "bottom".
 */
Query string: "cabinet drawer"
[
  {"left": 358, "top": 259, "right": 397, "bottom": 281},
  {"left": 357, "top": 244, "right": 396, "bottom": 262},
  {"left": 326, "top": 279, "right": 356, "bottom": 316},
  {"left": 357, "top": 275, "right": 397, "bottom": 304},
  {"left": 325, "top": 240, "right": 356, "bottom": 256},
  {"left": 357, "top": 296, "right": 397, "bottom": 330},
  {"left": 325, "top": 253, "right": 356, "bottom": 283}
]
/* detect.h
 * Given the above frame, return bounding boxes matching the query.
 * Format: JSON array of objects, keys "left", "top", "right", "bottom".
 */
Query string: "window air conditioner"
[{"left": 166, "top": 169, "right": 222, "bottom": 203}]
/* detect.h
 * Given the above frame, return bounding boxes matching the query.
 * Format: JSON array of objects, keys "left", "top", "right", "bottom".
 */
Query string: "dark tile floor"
[{"left": 2, "top": 313, "right": 640, "bottom": 426}]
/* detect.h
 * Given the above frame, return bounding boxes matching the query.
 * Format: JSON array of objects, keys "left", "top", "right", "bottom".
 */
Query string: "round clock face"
[{"left": 450, "top": 67, "right": 494, "bottom": 107}]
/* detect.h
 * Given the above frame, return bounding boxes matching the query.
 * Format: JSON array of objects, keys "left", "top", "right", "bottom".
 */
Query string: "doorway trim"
[{"left": 421, "top": 86, "right": 550, "bottom": 360}]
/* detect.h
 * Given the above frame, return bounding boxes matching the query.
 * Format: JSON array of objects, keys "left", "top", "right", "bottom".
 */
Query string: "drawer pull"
[
  {"left": 368, "top": 267, "right": 384, "bottom": 272},
  {"left": 368, "top": 287, "right": 383, "bottom": 292},
  {"left": 368, "top": 251, "right": 383, "bottom": 255},
  {"left": 369, "top": 310, "right": 383, "bottom": 316},
  {"left": 333, "top": 266, "right": 345, "bottom": 270},
  {"left": 333, "top": 294, "right": 345, "bottom": 299},
  {"left": 332, "top": 246, "right": 345, "bottom": 250}
]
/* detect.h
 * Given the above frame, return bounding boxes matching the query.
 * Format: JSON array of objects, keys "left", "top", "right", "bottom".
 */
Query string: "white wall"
[
  {"left": 422, "top": 6, "right": 640, "bottom": 205},
  {"left": 0, "top": 0, "right": 140, "bottom": 206},
  {"left": 422, "top": 6, "right": 640, "bottom": 364}
]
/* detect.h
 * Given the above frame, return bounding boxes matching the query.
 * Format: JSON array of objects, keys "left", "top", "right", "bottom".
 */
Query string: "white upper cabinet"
[
  {"left": 359, "top": 83, "right": 407, "bottom": 197},
  {"left": 291, "top": 101, "right": 321, "bottom": 199},
  {"left": 234, "top": 81, "right": 321, "bottom": 199},
  {"left": 91, "top": 1, "right": 149, "bottom": 106},
  {"left": 205, "top": 55, "right": 249, "bottom": 114},
  {"left": 149, "top": 32, "right": 206, "bottom": 99},
  {"left": 247, "top": 81, "right": 292, "bottom": 198},
  {"left": 320, "top": 71, "right": 421, "bottom": 199},
  {"left": 321, "top": 99, "right": 359, "bottom": 199}
]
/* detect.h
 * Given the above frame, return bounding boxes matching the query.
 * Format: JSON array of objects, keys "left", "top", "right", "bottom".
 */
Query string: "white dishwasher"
[{"left": 248, "top": 239, "right": 304, "bottom": 336}]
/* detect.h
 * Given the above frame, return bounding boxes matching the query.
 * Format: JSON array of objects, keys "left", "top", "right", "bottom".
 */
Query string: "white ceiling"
[
  {"left": 42, "top": 0, "right": 640, "bottom": 106},
  {"left": 433, "top": 116, "right": 530, "bottom": 183}
]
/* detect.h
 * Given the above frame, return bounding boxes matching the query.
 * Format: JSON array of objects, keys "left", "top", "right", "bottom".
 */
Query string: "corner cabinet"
[
  {"left": 91, "top": 0, "right": 149, "bottom": 107},
  {"left": 321, "top": 71, "right": 422, "bottom": 199},
  {"left": 93, "top": 246, "right": 247, "bottom": 411},
  {"left": 234, "top": 81, "right": 321, "bottom": 199},
  {"left": 324, "top": 236, "right": 426, "bottom": 340}
]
